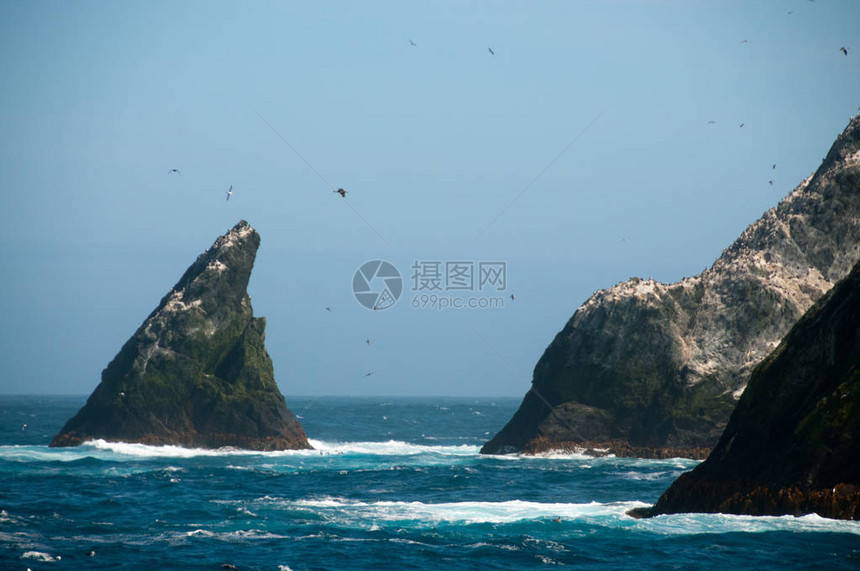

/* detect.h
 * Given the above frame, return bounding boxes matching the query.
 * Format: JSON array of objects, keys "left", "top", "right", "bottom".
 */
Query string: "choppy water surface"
[{"left": 1, "top": 396, "right": 858, "bottom": 569}]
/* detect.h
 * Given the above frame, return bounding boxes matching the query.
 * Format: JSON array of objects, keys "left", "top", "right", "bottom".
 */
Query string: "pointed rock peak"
[{"left": 50, "top": 221, "right": 310, "bottom": 451}]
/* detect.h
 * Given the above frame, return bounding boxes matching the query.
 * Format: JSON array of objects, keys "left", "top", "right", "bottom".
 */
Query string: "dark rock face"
[
  {"left": 483, "top": 115, "right": 860, "bottom": 458},
  {"left": 51, "top": 221, "right": 311, "bottom": 450},
  {"left": 636, "top": 259, "right": 860, "bottom": 520}
]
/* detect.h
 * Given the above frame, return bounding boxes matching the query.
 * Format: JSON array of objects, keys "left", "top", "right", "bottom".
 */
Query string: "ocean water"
[{"left": 1, "top": 396, "right": 859, "bottom": 570}]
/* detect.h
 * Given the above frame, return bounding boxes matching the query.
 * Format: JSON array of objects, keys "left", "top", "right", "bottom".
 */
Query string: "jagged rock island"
[
  {"left": 483, "top": 115, "right": 860, "bottom": 459},
  {"left": 51, "top": 221, "right": 311, "bottom": 451},
  {"left": 632, "top": 258, "right": 860, "bottom": 520}
]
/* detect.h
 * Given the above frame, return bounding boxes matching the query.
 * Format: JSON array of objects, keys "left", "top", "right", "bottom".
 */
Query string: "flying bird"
[
  {"left": 840, "top": 47, "right": 849, "bottom": 56},
  {"left": 708, "top": 120, "right": 716, "bottom": 125},
  {"left": 772, "top": 164, "right": 777, "bottom": 169},
  {"left": 226, "top": 185, "right": 233, "bottom": 201},
  {"left": 168, "top": 168, "right": 181, "bottom": 176},
  {"left": 334, "top": 188, "right": 347, "bottom": 197},
  {"left": 769, "top": 180, "right": 774, "bottom": 186},
  {"left": 739, "top": 123, "right": 744, "bottom": 128},
  {"left": 741, "top": 39, "right": 749, "bottom": 44},
  {"left": 488, "top": 47, "right": 495, "bottom": 56},
  {"left": 325, "top": 307, "right": 332, "bottom": 312},
  {"left": 364, "top": 372, "right": 374, "bottom": 377},
  {"left": 509, "top": 294, "right": 515, "bottom": 301},
  {"left": 366, "top": 338, "right": 371, "bottom": 346},
  {"left": 410, "top": 39, "right": 417, "bottom": 47}
]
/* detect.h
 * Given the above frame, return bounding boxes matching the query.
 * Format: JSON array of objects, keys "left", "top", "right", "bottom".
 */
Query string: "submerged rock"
[
  {"left": 483, "top": 115, "right": 860, "bottom": 458},
  {"left": 634, "top": 258, "right": 860, "bottom": 520},
  {"left": 51, "top": 221, "right": 310, "bottom": 450}
]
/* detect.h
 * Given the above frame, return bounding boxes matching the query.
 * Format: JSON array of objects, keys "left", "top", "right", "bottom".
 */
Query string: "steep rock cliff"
[
  {"left": 483, "top": 115, "right": 860, "bottom": 458},
  {"left": 634, "top": 258, "right": 860, "bottom": 520}
]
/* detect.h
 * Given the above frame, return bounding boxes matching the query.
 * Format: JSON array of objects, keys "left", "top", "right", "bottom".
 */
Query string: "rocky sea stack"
[
  {"left": 633, "top": 258, "right": 860, "bottom": 520},
  {"left": 483, "top": 115, "right": 860, "bottom": 458},
  {"left": 51, "top": 221, "right": 311, "bottom": 450}
]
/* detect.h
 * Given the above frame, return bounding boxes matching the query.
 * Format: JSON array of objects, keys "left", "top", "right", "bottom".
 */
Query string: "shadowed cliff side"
[
  {"left": 632, "top": 258, "right": 860, "bottom": 520},
  {"left": 483, "top": 115, "right": 860, "bottom": 458},
  {"left": 51, "top": 221, "right": 310, "bottom": 451}
]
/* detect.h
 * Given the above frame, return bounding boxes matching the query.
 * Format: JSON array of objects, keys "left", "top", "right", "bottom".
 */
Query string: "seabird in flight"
[
  {"left": 364, "top": 372, "right": 373, "bottom": 377},
  {"left": 488, "top": 47, "right": 495, "bottom": 56},
  {"left": 226, "top": 185, "right": 233, "bottom": 201},
  {"left": 168, "top": 169, "right": 181, "bottom": 176},
  {"left": 366, "top": 338, "right": 371, "bottom": 346},
  {"left": 410, "top": 39, "right": 417, "bottom": 47},
  {"left": 334, "top": 188, "right": 347, "bottom": 197},
  {"left": 840, "top": 47, "right": 849, "bottom": 56}
]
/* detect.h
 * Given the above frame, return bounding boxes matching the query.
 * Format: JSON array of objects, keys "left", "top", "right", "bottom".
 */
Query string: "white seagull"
[{"left": 226, "top": 185, "right": 233, "bottom": 201}]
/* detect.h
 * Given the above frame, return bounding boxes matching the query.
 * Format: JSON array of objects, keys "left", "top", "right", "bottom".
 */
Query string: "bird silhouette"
[
  {"left": 366, "top": 338, "right": 371, "bottom": 346},
  {"left": 772, "top": 164, "right": 777, "bottom": 169},
  {"left": 769, "top": 180, "right": 774, "bottom": 186},
  {"left": 739, "top": 123, "right": 744, "bottom": 128},
  {"left": 364, "top": 372, "right": 373, "bottom": 377},
  {"left": 840, "top": 47, "right": 849, "bottom": 56},
  {"left": 488, "top": 47, "right": 495, "bottom": 56},
  {"left": 168, "top": 168, "right": 181, "bottom": 176},
  {"left": 334, "top": 188, "right": 347, "bottom": 198},
  {"left": 226, "top": 185, "right": 233, "bottom": 201},
  {"left": 708, "top": 120, "right": 716, "bottom": 125},
  {"left": 410, "top": 39, "right": 417, "bottom": 47},
  {"left": 325, "top": 307, "right": 332, "bottom": 312},
  {"left": 510, "top": 294, "right": 515, "bottom": 301}
]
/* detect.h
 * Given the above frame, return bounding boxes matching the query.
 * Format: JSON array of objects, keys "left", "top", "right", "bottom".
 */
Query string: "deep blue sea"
[{"left": 1, "top": 396, "right": 859, "bottom": 570}]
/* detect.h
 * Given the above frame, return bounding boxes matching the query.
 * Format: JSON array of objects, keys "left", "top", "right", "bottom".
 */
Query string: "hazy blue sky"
[{"left": 1, "top": 1, "right": 858, "bottom": 398}]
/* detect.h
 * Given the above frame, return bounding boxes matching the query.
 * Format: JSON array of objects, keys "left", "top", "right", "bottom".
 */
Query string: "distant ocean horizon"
[{"left": 2, "top": 395, "right": 859, "bottom": 570}]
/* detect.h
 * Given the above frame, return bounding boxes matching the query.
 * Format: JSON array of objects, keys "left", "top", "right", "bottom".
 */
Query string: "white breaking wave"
[
  {"left": 0, "top": 440, "right": 482, "bottom": 464},
  {"left": 307, "top": 439, "right": 479, "bottom": 456},
  {"left": 646, "top": 511, "right": 860, "bottom": 536},
  {"left": 263, "top": 496, "right": 860, "bottom": 535},
  {"left": 0, "top": 442, "right": 696, "bottom": 467},
  {"left": 1, "top": 439, "right": 480, "bottom": 460},
  {"left": 270, "top": 497, "right": 641, "bottom": 525},
  {"left": 21, "top": 551, "right": 59, "bottom": 562}
]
